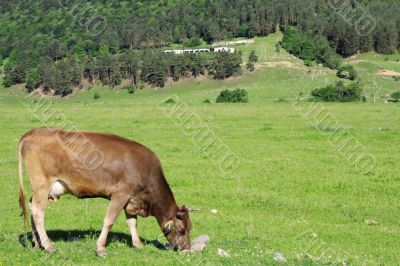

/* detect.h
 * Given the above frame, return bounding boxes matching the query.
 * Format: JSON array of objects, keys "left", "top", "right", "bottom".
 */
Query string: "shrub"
[
  {"left": 25, "top": 68, "right": 40, "bottom": 93},
  {"left": 275, "top": 97, "right": 288, "bottom": 102},
  {"left": 93, "top": 92, "right": 101, "bottom": 100},
  {"left": 337, "top": 65, "right": 357, "bottom": 80},
  {"left": 3, "top": 77, "right": 12, "bottom": 87},
  {"left": 391, "top": 91, "right": 400, "bottom": 102},
  {"left": 122, "top": 85, "right": 135, "bottom": 94},
  {"left": 203, "top": 98, "right": 211, "bottom": 103},
  {"left": 275, "top": 43, "right": 281, "bottom": 53},
  {"left": 246, "top": 62, "right": 255, "bottom": 72},
  {"left": 183, "top": 37, "right": 202, "bottom": 48},
  {"left": 164, "top": 98, "right": 176, "bottom": 104},
  {"left": 362, "top": 95, "right": 367, "bottom": 102},
  {"left": 113, "top": 74, "right": 122, "bottom": 86},
  {"left": 248, "top": 50, "right": 258, "bottom": 63},
  {"left": 304, "top": 59, "right": 314, "bottom": 67},
  {"left": 216, "top": 89, "right": 248, "bottom": 103},
  {"left": 246, "top": 50, "right": 257, "bottom": 72},
  {"left": 311, "top": 81, "right": 362, "bottom": 102}
]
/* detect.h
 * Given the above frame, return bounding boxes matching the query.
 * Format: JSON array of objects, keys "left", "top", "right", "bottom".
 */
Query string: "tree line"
[
  {"left": 1, "top": 0, "right": 400, "bottom": 94},
  {"left": 5, "top": 50, "right": 242, "bottom": 96}
]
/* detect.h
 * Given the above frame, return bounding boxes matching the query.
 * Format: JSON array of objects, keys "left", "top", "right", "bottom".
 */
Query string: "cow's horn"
[{"left": 164, "top": 220, "right": 174, "bottom": 233}]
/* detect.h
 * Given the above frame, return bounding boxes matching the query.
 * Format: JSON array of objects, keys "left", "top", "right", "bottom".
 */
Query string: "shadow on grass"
[{"left": 18, "top": 229, "right": 166, "bottom": 250}]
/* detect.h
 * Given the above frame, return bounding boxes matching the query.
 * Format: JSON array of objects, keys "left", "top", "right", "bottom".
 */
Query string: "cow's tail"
[{"left": 18, "top": 140, "right": 28, "bottom": 227}]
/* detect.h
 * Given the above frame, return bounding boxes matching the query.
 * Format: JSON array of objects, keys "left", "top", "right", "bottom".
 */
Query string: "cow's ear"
[{"left": 176, "top": 206, "right": 188, "bottom": 220}]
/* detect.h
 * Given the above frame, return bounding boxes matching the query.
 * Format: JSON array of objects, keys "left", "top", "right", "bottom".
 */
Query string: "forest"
[{"left": 1, "top": 0, "right": 399, "bottom": 95}]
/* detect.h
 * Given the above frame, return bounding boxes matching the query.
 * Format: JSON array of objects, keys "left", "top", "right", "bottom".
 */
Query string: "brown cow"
[{"left": 18, "top": 127, "right": 191, "bottom": 256}]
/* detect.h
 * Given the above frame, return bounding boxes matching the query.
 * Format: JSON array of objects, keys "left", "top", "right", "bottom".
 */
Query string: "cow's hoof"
[
  {"left": 45, "top": 245, "right": 56, "bottom": 253},
  {"left": 133, "top": 242, "right": 144, "bottom": 249},
  {"left": 96, "top": 248, "right": 106, "bottom": 257}
]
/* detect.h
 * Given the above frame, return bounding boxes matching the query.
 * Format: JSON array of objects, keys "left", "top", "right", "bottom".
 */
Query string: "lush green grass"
[{"left": 0, "top": 34, "right": 399, "bottom": 265}]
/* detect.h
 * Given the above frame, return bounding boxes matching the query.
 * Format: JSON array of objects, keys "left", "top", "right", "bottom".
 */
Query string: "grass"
[{"left": 0, "top": 34, "right": 399, "bottom": 265}]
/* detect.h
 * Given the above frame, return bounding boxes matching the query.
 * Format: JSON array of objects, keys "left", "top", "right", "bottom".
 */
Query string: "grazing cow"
[{"left": 18, "top": 127, "right": 191, "bottom": 256}]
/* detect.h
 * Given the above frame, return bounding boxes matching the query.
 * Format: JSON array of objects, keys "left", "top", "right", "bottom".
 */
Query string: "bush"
[
  {"left": 311, "top": 81, "right": 362, "bottom": 102},
  {"left": 246, "top": 62, "right": 255, "bottom": 72},
  {"left": 3, "top": 77, "right": 12, "bottom": 87},
  {"left": 122, "top": 85, "right": 135, "bottom": 94},
  {"left": 113, "top": 74, "right": 122, "bottom": 86},
  {"left": 164, "top": 98, "right": 176, "bottom": 104},
  {"left": 183, "top": 37, "right": 202, "bottom": 48},
  {"left": 25, "top": 68, "right": 40, "bottom": 93},
  {"left": 391, "top": 91, "right": 400, "bottom": 102},
  {"left": 248, "top": 50, "right": 258, "bottom": 63},
  {"left": 203, "top": 98, "right": 211, "bottom": 103},
  {"left": 362, "top": 95, "right": 367, "bottom": 102},
  {"left": 337, "top": 65, "right": 357, "bottom": 80},
  {"left": 216, "top": 89, "right": 248, "bottom": 103},
  {"left": 246, "top": 50, "right": 258, "bottom": 72},
  {"left": 93, "top": 92, "right": 101, "bottom": 100},
  {"left": 304, "top": 59, "right": 314, "bottom": 67}
]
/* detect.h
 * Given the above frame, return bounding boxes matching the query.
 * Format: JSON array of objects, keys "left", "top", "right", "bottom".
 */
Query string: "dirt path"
[{"left": 377, "top": 69, "right": 400, "bottom": 77}]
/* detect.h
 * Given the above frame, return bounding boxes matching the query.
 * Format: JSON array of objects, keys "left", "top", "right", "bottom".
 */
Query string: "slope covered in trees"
[{"left": 1, "top": 0, "right": 400, "bottom": 95}]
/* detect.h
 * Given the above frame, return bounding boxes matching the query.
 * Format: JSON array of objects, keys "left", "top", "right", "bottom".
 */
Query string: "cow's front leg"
[
  {"left": 96, "top": 195, "right": 129, "bottom": 257},
  {"left": 125, "top": 213, "right": 144, "bottom": 249}
]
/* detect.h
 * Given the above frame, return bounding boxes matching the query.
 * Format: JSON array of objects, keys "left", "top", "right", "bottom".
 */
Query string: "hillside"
[{"left": 1, "top": 0, "right": 400, "bottom": 96}]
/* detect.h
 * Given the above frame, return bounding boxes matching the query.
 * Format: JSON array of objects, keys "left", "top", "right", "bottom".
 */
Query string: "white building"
[
  {"left": 162, "top": 47, "right": 235, "bottom": 54},
  {"left": 212, "top": 39, "right": 255, "bottom": 47}
]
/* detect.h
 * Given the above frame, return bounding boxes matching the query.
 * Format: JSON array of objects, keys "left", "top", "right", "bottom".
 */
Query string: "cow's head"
[{"left": 163, "top": 206, "right": 192, "bottom": 251}]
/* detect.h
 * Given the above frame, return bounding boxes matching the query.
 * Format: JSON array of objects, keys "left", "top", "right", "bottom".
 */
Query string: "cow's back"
[{"left": 20, "top": 127, "right": 163, "bottom": 199}]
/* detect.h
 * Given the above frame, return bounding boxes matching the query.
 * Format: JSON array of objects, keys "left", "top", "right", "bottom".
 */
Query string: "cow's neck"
[{"left": 151, "top": 187, "right": 179, "bottom": 229}]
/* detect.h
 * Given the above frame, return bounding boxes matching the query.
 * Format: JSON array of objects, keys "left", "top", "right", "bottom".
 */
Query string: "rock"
[
  {"left": 216, "top": 248, "right": 230, "bottom": 257},
  {"left": 273, "top": 252, "right": 286, "bottom": 262},
  {"left": 191, "top": 235, "right": 210, "bottom": 252},
  {"left": 211, "top": 209, "right": 218, "bottom": 214}
]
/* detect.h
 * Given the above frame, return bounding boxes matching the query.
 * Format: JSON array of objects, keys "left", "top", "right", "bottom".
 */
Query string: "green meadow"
[{"left": 0, "top": 34, "right": 399, "bottom": 265}]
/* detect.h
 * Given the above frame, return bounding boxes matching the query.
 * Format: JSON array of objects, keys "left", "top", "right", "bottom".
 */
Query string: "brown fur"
[{"left": 18, "top": 127, "right": 191, "bottom": 251}]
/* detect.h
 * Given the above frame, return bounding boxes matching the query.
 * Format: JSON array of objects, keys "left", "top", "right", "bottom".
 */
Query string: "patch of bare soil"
[
  {"left": 260, "top": 61, "right": 299, "bottom": 68},
  {"left": 377, "top": 68, "right": 400, "bottom": 77},
  {"left": 165, "top": 74, "right": 209, "bottom": 87},
  {"left": 348, "top": 60, "right": 366, "bottom": 64},
  {"left": 224, "top": 74, "right": 243, "bottom": 82},
  {"left": 10, "top": 83, "right": 26, "bottom": 90}
]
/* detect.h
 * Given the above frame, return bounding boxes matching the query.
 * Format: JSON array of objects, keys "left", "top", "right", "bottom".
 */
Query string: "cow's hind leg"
[
  {"left": 96, "top": 194, "right": 129, "bottom": 257},
  {"left": 30, "top": 189, "right": 54, "bottom": 252},
  {"left": 29, "top": 198, "right": 40, "bottom": 249},
  {"left": 25, "top": 157, "right": 54, "bottom": 252},
  {"left": 125, "top": 213, "right": 143, "bottom": 249}
]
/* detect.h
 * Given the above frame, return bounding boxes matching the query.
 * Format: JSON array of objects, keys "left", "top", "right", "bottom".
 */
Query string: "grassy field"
[{"left": 0, "top": 34, "right": 399, "bottom": 265}]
